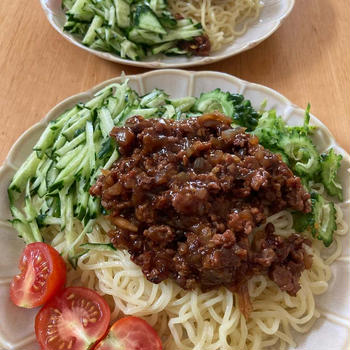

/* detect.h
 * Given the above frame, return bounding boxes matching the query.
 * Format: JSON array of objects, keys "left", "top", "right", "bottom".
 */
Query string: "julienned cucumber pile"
[
  {"left": 8, "top": 81, "right": 343, "bottom": 266},
  {"left": 62, "top": 0, "right": 205, "bottom": 60}
]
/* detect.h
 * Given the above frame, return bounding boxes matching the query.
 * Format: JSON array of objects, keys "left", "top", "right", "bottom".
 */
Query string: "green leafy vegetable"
[
  {"left": 194, "top": 89, "right": 235, "bottom": 117},
  {"left": 193, "top": 89, "right": 261, "bottom": 131},
  {"left": 62, "top": 0, "right": 204, "bottom": 61},
  {"left": 251, "top": 105, "right": 342, "bottom": 247},
  {"left": 252, "top": 107, "right": 323, "bottom": 180},
  {"left": 294, "top": 193, "right": 337, "bottom": 247},
  {"left": 279, "top": 131, "right": 321, "bottom": 178},
  {"left": 252, "top": 110, "right": 286, "bottom": 148},
  {"left": 320, "top": 148, "right": 343, "bottom": 201},
  {"left": 80, "top": 242, "right": 116, "bottom": 252}
]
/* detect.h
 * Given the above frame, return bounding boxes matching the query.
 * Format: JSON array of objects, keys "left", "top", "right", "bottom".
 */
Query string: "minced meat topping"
[{"left": 90, "top": 114, "right": 312, "bottom": 303}]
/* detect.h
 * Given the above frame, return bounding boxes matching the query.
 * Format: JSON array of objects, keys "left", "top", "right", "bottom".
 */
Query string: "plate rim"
[{"left": 39, "top": 0, "right": 295, "bottom": 68}]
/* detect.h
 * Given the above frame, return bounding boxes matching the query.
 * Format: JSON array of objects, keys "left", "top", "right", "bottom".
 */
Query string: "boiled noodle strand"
[
  {"left": 57, "top": 193, "right": 347, "bottom": 350},
  {"left": 168, "top": 0, "right": 262, "bottom": 51}
]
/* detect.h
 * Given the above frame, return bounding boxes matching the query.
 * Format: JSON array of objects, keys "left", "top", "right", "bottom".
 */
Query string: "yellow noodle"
[{"left": 168, "top": 0, "right": 262, "bottom": 51}]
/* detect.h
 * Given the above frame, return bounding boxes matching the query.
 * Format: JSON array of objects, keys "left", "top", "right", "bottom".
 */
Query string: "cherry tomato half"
[
  {"left": 10, "top": 242, "right": 66, "bottom": 308},
  {"left": 35, "top": 287, "right": 110, "bottom": 350},
  {"left": 95, "top": 316, "right": 162, "bottom": 350}
]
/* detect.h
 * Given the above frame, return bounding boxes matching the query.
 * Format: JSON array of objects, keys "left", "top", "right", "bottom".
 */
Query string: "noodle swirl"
[{"left": 168, "top": 0, "right": 262, "bottom": 51}]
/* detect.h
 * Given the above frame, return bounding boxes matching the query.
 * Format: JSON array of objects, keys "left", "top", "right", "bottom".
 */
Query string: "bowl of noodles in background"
[
  {"left": 0, "top": 70, "right": 349, "bottom": 350},
  {"left": 40, "top": 0, "right": 295, "bottom": 68}
]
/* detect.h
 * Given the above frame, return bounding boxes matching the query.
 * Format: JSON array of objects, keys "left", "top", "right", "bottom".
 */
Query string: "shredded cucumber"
[
  {"left": 80, "top": 242, "right": 116, "bottom": 252},
  {"left": 62, "top": 0, "right": 205, "bottom": 61}
]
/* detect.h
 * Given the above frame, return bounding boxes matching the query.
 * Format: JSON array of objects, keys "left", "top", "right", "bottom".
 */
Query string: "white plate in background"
[{"left": 40, "top": 0, "right": 295, "bottom": 68}]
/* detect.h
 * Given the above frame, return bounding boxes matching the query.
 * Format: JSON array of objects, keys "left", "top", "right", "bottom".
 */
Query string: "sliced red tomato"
[
  {"left": 35, "top": 287, "right": 110, "bottom": 350},
  {"left": 10, "top": 242, "right": 66, "bottom": 308},
  {"left": 95, "top": 316, "right": 162, "bottom": 350}
]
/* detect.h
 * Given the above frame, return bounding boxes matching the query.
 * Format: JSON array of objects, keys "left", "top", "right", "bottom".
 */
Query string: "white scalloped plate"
[
  {"left": 0, "top": 70, "right": 349, "bottom": 350},
  {"left": 40, "top": 0, "right": 294, "bottom": 68}
]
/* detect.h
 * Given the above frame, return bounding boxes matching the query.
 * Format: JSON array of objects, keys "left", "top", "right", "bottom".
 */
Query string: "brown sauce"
[{"left": 90, "top": 114, "right": 312, "bottom": 313}]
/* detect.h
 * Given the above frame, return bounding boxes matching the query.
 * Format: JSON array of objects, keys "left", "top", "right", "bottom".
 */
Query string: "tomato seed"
[
  {"left": 66, "top": 293, "right": 75, "bottom": 300},
  {"left": 47, "top": 335, "right": 58, "bottom": 343}
]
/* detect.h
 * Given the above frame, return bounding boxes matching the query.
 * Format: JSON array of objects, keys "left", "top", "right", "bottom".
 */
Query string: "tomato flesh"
[
  {"left": 10, "top": 242, "right": 66, "bottom": 308},
  {"left": 35, "top": 287, "right": 110, "bottom": 350},
  {"left": 95, "top": 316, "right": 162, "bottom": 350}
]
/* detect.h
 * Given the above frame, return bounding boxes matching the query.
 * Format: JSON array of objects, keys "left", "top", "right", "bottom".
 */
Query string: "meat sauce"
[
  {"left": 178, "top": 34, "right": 211, "bottom": 56},
  {"left": 91, "top": 114, "right": 312, "bottom": 311}
]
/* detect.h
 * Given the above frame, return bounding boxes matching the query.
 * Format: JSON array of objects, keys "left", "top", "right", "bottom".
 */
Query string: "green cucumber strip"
[
  {"left": 68, "top": 219, "right": 95, "bottom": 255},
  {"left": 33, "top": 123, "right": 58, "bottom": 158},
  {"left": 115, "top": 0, "right": 131, "bottom": 29},
  {"left": 24, "top": 181, "right": 43, "bottom": 242},
  {"left": 38, "top": 215, "right": 61, "bottom": 226},
  {"left": 31, "top": 157, "right": 52, "bottom": 194},
  {"left": 140, "top": 89, "right": 168, "bottom": 108},
  {"left": 54, "top": 106, "right": 81, "bottom": 130},
  {"left": 24, "top": 181, "right": 37, "bottom": 220},
  {"left": 86, "top": 121, "right": 96, "bottom": 175},
  {"left": 55, "top": 132, "right": 85, "bottom": 157},
  {"left": 162, "top": 104, "right": 175, "bottom": 119},
  {"left": 11, "top": 219, "right": 35, "bottom": 244},
  {"left": 51, "top": 147, "right": 88, "bottom": 190},
  {"left": 110, "top": 82, "right": 130, "bottom": 117},
  {"left": 56, "top": 145, "right": 84, "bottom": 170},
  {"left": 62, "top": 112, "right": 91, "bottom": 140},
  {"left": 58, "top": 189, "right": 67, "bottom": 230},
  {"left": 120, "top": 39, "right": 143, "bottom": 61},
  {"left": 164, "top": 27, "right": 203, "bottom": 42},
  {"left": 10, "top": 203, "right": 26, "bottom": 221},
  {"left": 9, "top": 152, "right": 41, "bottom": 195},
  {"left": 63, "top": 0, "right": 75, "bottom": 10},
  {"left": 46, "top": 196, "right": 61, "bottom": 218},
  {"left": 99, "top": 107, "right": 114, "bottom": 138},
  {"left": 80, "top": 242, "right": 116, "bottom": 252},
  {"left": 46, "top": 161, "right": 59, "bottom": 188},
  {"left": 76, "top": 187, "right": 89, "bottom": 220},
  {"left": 151, "top": 41, "right": 174, "bottom": 55},
  {"left": 68, "top": 0, "right": 94, "bottom": 21},
  {"left": 37, "top": 166, "right": 50, "bottom": 197},
  {"left": 98, "top": 138, "right": 113, "bottom": 160},
  {"left": 176, "top": 18, "right": 193, "bottom": 27},
  {"left": 134, "top": 4, "right": 166, "bottom": 35},
  {"left": 65, "top": 194, "right": 75, "bottom": 245},
  {"left": 125, "top": 108, "right": 158, "bottom": 119},
  {"left": 149, "top": 0, "right": 167, "bottom": 14},
  {"left": 103, "top": 148, "right": 119, "bottom": 170},
  {"left": 170, "top": 96, "right": 196, "bottom": 112},
  {"left": 52, "top": 134, "right": 68, "bottom": 153},
  {"left": 82, "top": 15, "right": 104, "bottom": 45},
  {"left": 28, "top": 221, "right": 43, "bottom": 243},
  {"left": 85, "top": 88, "right": 113, "bottom": 109},
  {"left": 87, "top": 195, "right": 99, "bottom": 220},
  {"left": 108, "top": 5, "right": 116, "bottom": 27}
]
